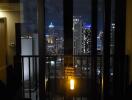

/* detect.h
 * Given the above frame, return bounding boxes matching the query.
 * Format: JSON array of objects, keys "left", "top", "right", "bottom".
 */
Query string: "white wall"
[
  {"left": 126, "top": 0, "right": 132, "bottom": 83},
  {"left": 0, "top": 11, "right": 20, "bottom": 65},
  {"left": 0, "top": 3, "right": 20, "bottom": 82}
]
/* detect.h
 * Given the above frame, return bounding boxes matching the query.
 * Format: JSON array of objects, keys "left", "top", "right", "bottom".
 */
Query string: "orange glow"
[{"left": 70, "top": 79, "right": 75, "bottom": 90}]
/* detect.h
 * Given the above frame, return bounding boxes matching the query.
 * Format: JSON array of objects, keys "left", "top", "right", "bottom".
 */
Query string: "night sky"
[{"left": 45, "top": 0, "right": 115, "bottom": 32}]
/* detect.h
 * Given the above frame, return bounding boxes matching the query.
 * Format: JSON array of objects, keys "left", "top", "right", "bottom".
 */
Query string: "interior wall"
[
  {"left": 126, "top": 0, "right": 132, "bottom": 83},
  {"left": 0, "top": 11, "right": 20, "bottom": 66},
  {"left": 0, "top": 18, "right": 7, "bottom": 83}
]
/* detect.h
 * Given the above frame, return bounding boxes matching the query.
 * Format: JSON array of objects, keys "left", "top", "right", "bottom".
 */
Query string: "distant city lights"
[
  {"left": 49, "top": 22, "right": 55, "bottom": 28},
  {"left": 51, "top": 61, "right": 55, "bottom": 66},
  {"left": 83, "top": 24, "right": 91, "bottom": 29}
]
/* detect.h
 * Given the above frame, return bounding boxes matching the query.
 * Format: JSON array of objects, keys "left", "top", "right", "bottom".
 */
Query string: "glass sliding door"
[{"left": 39, "top": 0, "right": 126, "bottom": 100}]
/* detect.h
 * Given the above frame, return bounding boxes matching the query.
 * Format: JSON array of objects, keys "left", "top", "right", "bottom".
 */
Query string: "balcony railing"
[
  {"left": 20, "top": 55, "right": 114, "bottom": 100},
  {"left": 21, "top": 55, "right": 39, "bottom": 100}
]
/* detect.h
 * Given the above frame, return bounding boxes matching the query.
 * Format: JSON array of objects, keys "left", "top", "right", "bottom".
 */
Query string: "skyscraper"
[
  {"left": 73, "top": 16, "right": 83, "bottom": 55},
  {"left": 46, "top": 22, "right": 56, "bottom": 54},
  {"left": 73, "top": 16, "right": 92, "bottom": 55},
  {"left": 82, "top": 23, "right": 92, "bottom": 54},
  {"left": 46, "top": 22, "right": 64, "bottom": 55}
]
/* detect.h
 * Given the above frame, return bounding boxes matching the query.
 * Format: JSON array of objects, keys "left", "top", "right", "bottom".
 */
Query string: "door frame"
[{"left": 0, "top": 17, "right": 7, "bottom": 83}]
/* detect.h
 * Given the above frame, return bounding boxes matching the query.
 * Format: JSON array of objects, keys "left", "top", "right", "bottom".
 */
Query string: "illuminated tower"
[
  {"left": 111, "top": 23, "right": 115, "bottom": 45},
  {"left": 46, "top": 22, "right": 56, "bottom": 54},
  {"left": 73, "top": 16, "right": 83, "bottom": 55},
  {"left": 82, "top": 23, "right": 92, "bottom": 54},
  {"left": 110, "top": 23, "right": 115, "bottom": 54},
  {"left": 48, "top": 22, "right": 55, "bottom": 35},
  {"left": 97, "top": 31, "right": 103, "bottom": 54}
]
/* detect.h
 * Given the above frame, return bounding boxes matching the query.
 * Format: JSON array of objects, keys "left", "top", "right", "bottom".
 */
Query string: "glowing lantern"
[{"left": 70, "top": 79, "right": 75, "bottom": 90}]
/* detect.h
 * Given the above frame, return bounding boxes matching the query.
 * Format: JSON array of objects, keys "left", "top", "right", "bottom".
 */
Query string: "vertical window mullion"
[
  {"left": 63, "top": 0, "right": 73, "bottom": 100},
  {"left": 114, "top": 0, "right": 126, "bottom": 99},
  {"left": 63, "top": 0, "right": 73, "bottom": 56},
  {"left": 38, "top": 0, "right": 46, "bottom": 99},
  {"left": 103, "top": 0, "right": 111, "bottom": 99},
  {"left": 91, "top": 0, "right": 98, "bottom": 100}
]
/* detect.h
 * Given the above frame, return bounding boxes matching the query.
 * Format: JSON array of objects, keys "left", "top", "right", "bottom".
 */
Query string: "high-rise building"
[
  {"left": 73, "top": 16, "right": 92, "bottom": 55},
  {"left": 97, "top": 31, "right": 103, "bottom": 53},
  {"left": 48, "top": 22, "right": 55, "bottom": 35},
  {"left": 110, "top": 23, "right": 115, "bottom": 54},
  {"left": 82, "top": 23, "right": 92, "bottom": 54},
  {"left": 46, "top": 22, "right": 64, "bottom": 55},
  {"left": 46, "top": 22, "right": 56, "bottom": 54},
  {"left": 73, "top": 16, "right": 83, "bottom": 55}
]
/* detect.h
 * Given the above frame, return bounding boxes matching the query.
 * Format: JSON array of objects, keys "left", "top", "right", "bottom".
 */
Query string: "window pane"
[
  {"left": 45, "top": 0, "right": 64, "bottom": 99},
  {"left": 73, "top": 0, "right": 91, "bottom": 55},
  {"left": 73, "top": 0, "right": 92, "bottom": 99},
  {"left": 45, "top": 0, "right": 64, "bottom": 55}
]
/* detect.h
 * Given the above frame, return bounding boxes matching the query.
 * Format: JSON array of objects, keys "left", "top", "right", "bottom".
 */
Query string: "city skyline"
[{"left": 45, "top": 0, "right": 110, "bottom": 31}]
